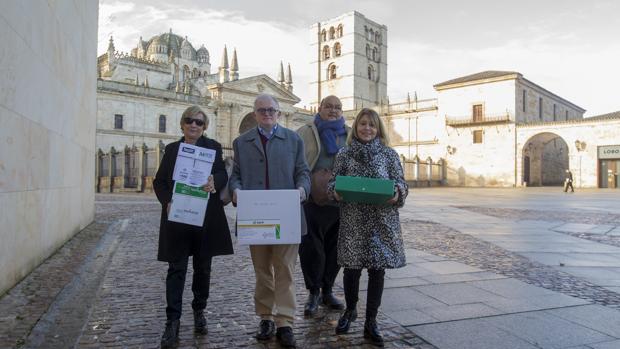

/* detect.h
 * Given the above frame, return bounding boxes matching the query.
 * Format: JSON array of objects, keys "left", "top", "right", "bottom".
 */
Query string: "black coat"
[{"left": 153, "top": 136, "right": 234, "bottom": 262}]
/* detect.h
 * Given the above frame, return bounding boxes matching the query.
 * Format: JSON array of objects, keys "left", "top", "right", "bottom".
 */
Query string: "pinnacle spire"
[
  {"left": 108, "top": 36, "right": 115, "bottom": 52},
  {"left": 230, "top": 49, "right": 239, "bottom": 71},
  {"left": 220, "top": 45, "right": 229, "bottom": 69},
  {"left": 285, "top": 63, "right": 292, "bottom": 84},
  {"left": 277, "top": 61, "right": 285, "bottom": 83}
]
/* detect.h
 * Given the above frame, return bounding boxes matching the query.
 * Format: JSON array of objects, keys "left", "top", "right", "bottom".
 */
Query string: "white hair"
[{"left": 254, "top": 94, "right": 280, "bottom": 110}]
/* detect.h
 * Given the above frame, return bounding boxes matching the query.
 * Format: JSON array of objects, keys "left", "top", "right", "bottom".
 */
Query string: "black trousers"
[
  {"left": 343, "top": 268, "right": 385, "bottom": 320},
  {"left": 299, "top": 202, "right": 341, "bottom": 293},
  {"left": 564, "top": 180, "right": 574, "bottom": 192},
  {"left": 165, "top": 255, "right": 212, "bottom": 320}
]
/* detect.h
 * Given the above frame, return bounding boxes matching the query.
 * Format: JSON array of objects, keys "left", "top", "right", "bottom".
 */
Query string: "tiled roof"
[{"left": 434, "top": 70, "right": 520, "bottom": 88}]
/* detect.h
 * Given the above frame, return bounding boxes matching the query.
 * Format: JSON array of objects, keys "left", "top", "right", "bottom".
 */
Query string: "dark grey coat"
[
  {"left": 153, "top": 136, "right": 234, "bottom": 262},
  {"left": 228, "top": 125, "right": 311, "bottom": 236}
]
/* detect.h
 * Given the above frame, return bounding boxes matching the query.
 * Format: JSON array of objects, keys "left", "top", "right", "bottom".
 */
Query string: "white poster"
[
  {"left": 168, "top": 182, "right": 210, "bottom": 227},
  {"left": 172, "top": 143, "right": 216, "bottom": 187}
]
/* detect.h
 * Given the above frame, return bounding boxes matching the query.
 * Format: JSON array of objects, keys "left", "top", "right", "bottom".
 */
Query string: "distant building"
[
  {"left": 96, "top": 31, "right": 311, "bottom": 192},
  {"left": 316, "top": 13, "right": 620, "bottom": 189}
]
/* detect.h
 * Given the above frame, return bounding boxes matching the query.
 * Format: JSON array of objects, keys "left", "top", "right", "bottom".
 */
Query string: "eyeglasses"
[
  {"left": 183, "top": 118, "right": 205, "bottom": 126},
  {"left": 322, "top": 104, "right": 342, "bottom": 111},
  {"left": 255, "top": 108, "right": 279, "bottom": 115}
]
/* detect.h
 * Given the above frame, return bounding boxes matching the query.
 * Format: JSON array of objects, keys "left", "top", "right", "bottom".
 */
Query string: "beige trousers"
[{"left": 249, "top": 243, "right": 299, "bottom": 328}]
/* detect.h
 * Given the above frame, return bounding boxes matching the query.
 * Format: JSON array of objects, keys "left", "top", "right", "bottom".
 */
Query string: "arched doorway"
[
  {"left": 238, "top": 112, "right": 256, "bottom": 135},
  {"left": 523, "top": 132, "right": 569, "bottom": 186}
]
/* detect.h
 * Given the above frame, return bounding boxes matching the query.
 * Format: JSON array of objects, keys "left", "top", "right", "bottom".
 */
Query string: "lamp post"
[{"left": 575, "top": 140, "right": 586, "bottom": 187}]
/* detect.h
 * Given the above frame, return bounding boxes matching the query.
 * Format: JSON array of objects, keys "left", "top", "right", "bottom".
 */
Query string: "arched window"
[
  {"left": 334, "top": 42, "right": 341, "bottom": 56},
  {"left": 369, "top": 29, "right": 374, "bottom": 41},
  {"left": 323, "top": 45, "right": 330, "bottom": 59},
  {"left": 192, "top": 68, "right": 199, "bottom": 78},
  {"left": 159, "top": 115, "right": 166, "bottom": 133},
  {"left": 366, "top": 44, "right": 371, "bottom": 58},
  {"left": 329, "top": 26, "right": 335, "bottom": 40},
  {"left": 376, "top": 33, "right": 382, "bottom": 45},
  {"left": 328, "top": 64, "right": 337, "bottom": 80},
  {"left": 183, "top": 65, "right": 190, "bottom": 81},
  {"left": 372, "top": 47, "right": 377, "bottom": 61},
  {"left": 337, "top": 24, "right": 343, "bottom": 38},
  {"left": 321, "top": 29, "right": 327, "bottom": 42},
  {"left": 203, "top": 70, "right": 209, "bottom": 77},
  {"left": 367, "top": 65, "right": 375, "bottom": 81},
  {"left": 375, "top": 32, "right": 380, "bottom": 43}
]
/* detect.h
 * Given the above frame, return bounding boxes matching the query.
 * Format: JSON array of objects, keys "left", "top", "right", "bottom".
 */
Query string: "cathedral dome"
[
  {"left": 145, "top": 31, "right": 185, "bottom": 59},
  {"left": 197, "top": 45, "right": 210, "bottom": 64}
]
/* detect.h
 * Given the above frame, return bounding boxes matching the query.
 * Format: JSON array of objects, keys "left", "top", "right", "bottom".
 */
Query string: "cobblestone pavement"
[
  {"left": 400, "top": 217, "right": 620, "bottom": 309},
  {"left": 457, "top": 206, "right": 620, "bottom": 247},
  {"left": 1, "top": 193, "right": 434, "bottom": 349}
]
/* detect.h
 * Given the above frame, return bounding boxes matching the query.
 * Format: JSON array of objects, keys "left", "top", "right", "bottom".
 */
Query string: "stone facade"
[
  {"left": 0, "top": 0, "right": 99, "bottom": 295},
  {"left": 96, "top": 32, "right": 312, "bottom": 192},
  {"left": 310, "top": 11, "right": 388, "bottom": 111}
]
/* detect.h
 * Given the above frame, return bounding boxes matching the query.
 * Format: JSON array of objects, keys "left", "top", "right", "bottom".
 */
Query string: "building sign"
[{"left": 598, "top": 145, "right": 620, "bottom": 159}]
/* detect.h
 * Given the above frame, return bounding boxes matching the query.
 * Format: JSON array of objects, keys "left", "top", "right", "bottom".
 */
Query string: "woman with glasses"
[
  {"left": 328, "top": 108, "right": 408, "bottom": 347},
  {"left": 154, "top": 105, "right": 233, "bottom": 348}
]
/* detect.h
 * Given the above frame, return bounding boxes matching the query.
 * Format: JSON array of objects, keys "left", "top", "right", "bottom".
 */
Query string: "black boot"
[
  {"left": 335, "top": 308, "right": 357, "bottom": 334},
  {"left": 322, "top": 291, "right": 345, "bottom": 310},
  {"left": 304, "top": 291, "right": 321, "bottom": 316},
  {"left": 161, "top": 319, "right": 180, "bottom": 348},
  {"left": 364, "top": 318, "right": 384, "bottom": 347},
  {"left": 193, "top": 309, "right": 207, "bottom": 334},
  {"left": 276, "top": 326, "right": 297, "bottom": 348}
]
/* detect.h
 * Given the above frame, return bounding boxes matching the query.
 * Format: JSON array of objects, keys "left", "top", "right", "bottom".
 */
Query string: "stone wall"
[{"left": 0, "top": 0, "right": 99, "bottom": 295}]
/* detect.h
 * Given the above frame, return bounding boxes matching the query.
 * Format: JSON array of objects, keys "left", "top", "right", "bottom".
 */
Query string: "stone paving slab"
[
  {"left": 488, "top": 310, "right": 615, "bottom": 348},
  {"left": 547, "top": 304, "right": 620, "bottom": 338},
  {"left": 411, "top": 318, "right": 540, "bottom": 349},
  {"left": 590, "top": 340, "right": 620, "bottom": 349}
]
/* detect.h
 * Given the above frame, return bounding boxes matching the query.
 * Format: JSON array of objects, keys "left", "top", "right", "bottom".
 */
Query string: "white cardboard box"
[{"left": 236, "top": 190, "right": 301, "bottom": 245}]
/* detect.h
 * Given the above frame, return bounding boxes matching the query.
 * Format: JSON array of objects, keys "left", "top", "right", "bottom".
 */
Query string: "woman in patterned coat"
[{"left": 328, "top": 108, "right": 408, "bottom": 346}]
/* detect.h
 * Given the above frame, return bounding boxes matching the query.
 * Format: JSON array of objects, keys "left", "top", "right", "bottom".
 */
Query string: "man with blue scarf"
[{"left": 297, "top": 95, "right": 350, "bottom": 316}]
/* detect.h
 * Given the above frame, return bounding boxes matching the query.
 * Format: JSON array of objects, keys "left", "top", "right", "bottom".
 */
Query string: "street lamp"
[{"left": 575, "top": 140, "right": 587, "bottom": 187}]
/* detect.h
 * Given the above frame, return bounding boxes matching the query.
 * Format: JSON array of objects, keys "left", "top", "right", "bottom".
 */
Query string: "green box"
[{"left": 335, "top": 176, "right": 394, "bottom": 204}]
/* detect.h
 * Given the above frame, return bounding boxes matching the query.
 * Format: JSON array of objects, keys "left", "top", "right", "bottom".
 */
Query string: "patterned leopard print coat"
[{"left": 328, "top": 138, "right": 408, "bottom": 269}]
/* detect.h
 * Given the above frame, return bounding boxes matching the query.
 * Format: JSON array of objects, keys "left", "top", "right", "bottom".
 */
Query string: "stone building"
[
  {"left": 316, "top": 13, "right": 620, "bottom": 189},
  {"left": 96, "top": 31, "right": 312, "bottom": 192}
]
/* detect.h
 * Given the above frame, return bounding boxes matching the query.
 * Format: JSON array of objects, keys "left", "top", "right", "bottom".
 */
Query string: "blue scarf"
[{"left": 314, "top": 114, "right": 346, "bottom": 155}]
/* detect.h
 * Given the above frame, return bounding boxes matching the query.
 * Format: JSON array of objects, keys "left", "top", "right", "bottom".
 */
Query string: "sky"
[{"left": 97, "top": 0, "right": 620, "bottom": 116}]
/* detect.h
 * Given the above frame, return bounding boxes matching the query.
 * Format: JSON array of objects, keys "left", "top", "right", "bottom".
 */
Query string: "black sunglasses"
[{"left": 183, "top": 118, "right": 205, "bottom": 126}]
